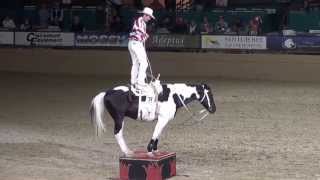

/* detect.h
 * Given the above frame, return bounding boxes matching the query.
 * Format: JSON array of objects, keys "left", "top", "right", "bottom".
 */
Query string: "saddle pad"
[{"left": 138, "top": 95, "right": 157, "bottom": 121}]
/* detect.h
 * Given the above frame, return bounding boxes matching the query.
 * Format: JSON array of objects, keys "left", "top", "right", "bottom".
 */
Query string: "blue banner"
[{"left": 267, "top": 36, "right": 320, "bottom": 50}]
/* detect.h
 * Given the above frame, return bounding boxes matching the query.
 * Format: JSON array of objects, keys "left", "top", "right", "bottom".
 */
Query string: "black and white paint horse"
[{"left": 90, "top": 83, "right": 216, "bottom": 156}]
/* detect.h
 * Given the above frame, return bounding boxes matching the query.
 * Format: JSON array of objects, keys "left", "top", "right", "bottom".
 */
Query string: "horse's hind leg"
[
  {"left": 105, "top": 102, "right": 133, "bottom": 156},
  {"left": 115, "top": 121, "right": 134, "bottom": 156}
]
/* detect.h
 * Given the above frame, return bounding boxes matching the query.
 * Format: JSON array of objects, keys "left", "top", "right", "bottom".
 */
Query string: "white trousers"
[{"left": 128, "top": 40, "right": 148, "bottom": 86}]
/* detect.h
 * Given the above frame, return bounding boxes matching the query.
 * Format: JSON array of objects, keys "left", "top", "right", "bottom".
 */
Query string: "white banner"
[
  {"left": 15, "top": 32, "right": 74, "bottom": 46},
  {"left": 0, "top": 32, "right": 14, "bottom": 45},
  {"left": 202, "top": 35, "right": 267, "bottom": 50},
  {"left": 75, "top": 33, "right": 128, "bottom": 47}
]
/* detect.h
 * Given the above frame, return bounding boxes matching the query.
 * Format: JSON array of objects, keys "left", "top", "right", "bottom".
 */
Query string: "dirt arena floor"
[{"left": 1, "top": 71, "right": 320, "bottom": 180}]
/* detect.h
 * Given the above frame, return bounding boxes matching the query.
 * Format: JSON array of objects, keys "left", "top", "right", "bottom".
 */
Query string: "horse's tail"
[{"left": 90, "top": 92, "right": 107, "bottom": 136}]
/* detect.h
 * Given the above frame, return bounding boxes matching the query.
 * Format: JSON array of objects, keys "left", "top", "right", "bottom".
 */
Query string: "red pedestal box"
[{"left": 119, "top": 150, "right": 176, "bottom": 180}]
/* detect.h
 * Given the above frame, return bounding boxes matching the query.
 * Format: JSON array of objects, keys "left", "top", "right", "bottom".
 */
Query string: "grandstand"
[{"left": 1, "top": 0, "right": 319, "bottom": 34}]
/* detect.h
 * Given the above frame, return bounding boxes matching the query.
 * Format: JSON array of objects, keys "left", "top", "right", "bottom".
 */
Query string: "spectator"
[
  {"left": 200, "top": 16, "right": 213, "bottom": 34},
  {"left": 71, "top": 16, "right": 85, "bottom": 33},
  {"left": 20, "top": 18, "right": 32, "bottom": 31},
  {"left": 248, "top": 16, "right": 262, "bottom": 36},
  {"left": 148, "top": 20, "right": 157, "bottom": 34},
  {"left": 304, "top": 0, "right": 310, "bottom": 11},
  {"left": 173, "top": 16, "right": 188, "bottom": 34},
  {"left": 193, "top": 0, "right": 212, "bottom": 11},
  {"left": 38, "top": 3, "right": 50, "bottom": 28},
  {"left": 165, "top": 0, "right": 176, "bottom": 12},
  {"left": 96, "top": 3, "right": 106, "bottom": 30},
  {"left": 50, "top": 2, "right": 64, "bottom": 29},
  {"left": 156, "top": 25, "right": 170, "bottom": 34},
  {"left": 203, "top": 0, "right": 214, "bottom": 11},
  {"left": 188, "top": 19, "right": 199, "bottom": 35},
  {"left": 134, "top": 0, "right": 143, "bottom": 10},
  {"left": 231, "top": 17, "right": 244, "bottom": 35},
  {"left": 156, "top": 16, "right": 171, "bottom": 34},
  {"left": 193, "top": 0, "right": 204, "bottom": 12},
  {"left": 110, "top": 15, "right": 125, "bottom": 33},
  {"left": 110, "top": 0, "right": 123, "bottom": 16},
  {"left": 62, "top": 0, "right": 72, "bottom": 8},
  {"left": 214, "top": 16, "right": 229, "bottom": 34},
  {"left": 150, "top": 0, "right": 165, "bottom": 10},
  {"left": 216, "top": 0, "right": 228, "bottom": 8},
  {"left": 2, "top": 16, "right": 16, "bottom": 30}
]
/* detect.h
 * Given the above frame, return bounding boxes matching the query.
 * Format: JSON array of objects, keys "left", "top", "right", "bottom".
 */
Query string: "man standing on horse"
[{"left": 128, "top": 7, "right": 155, "bottom": 93}]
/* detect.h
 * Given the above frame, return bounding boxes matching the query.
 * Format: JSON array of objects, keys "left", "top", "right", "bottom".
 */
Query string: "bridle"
[
  {"left": 177, "top": 85, "right": 210, "bottom": 123},
  {"left": 200, "top": 87, "right": 212, "bottom": 109}
]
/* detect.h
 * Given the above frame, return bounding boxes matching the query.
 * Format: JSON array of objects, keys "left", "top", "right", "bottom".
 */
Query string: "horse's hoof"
[
  {"left": 125, "top": 150, "right": 134, "bottom": 157},
  {"left": 147, "top": 151, "right": 154, "bottom": 157}
]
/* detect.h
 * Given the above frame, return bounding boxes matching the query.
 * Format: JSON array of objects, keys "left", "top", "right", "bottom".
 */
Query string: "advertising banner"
[
  {"left": 147, "top": 34, "right": 200, "bottom": 49},
  {"left": 75, "top": 33, "right": 128, "bottom": 47},
  {"left": 15, "top": 32, "right": 74, "bottom": 46},
  {"left": 267, "top": 36, "right": 320, "bottom": 50},
  {"left": 0, "top": 31, "right": 14, "bottom": 45},
  {"left": 202, "top": 35, "right": 267, "bottom": 50}
]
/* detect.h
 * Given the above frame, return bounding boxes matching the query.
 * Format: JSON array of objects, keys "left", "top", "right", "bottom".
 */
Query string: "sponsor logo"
[
  {"left": 203, "top": 35, "right": 266, "bottom": 49},
  {"left": 224, "top": 36, "right": 265, "bottom": 49},
  {"left": 76, "top": 34, "right": 127, "bottom": 45},
  {"left": 151, "top": 35, "right": 185, "bottom": 47},
  {"left": 26, "top": 32, "right": 63, "bottom": 45},
  {"left": 283, "top": 38, "right": 296, "bottom": 49}
]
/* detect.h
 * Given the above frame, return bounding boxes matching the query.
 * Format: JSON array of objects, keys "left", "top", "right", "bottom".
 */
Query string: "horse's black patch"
[
  {"left": 195, "top": 85, "right": 204, "bottom": 99},
  {"left": 158, "top": 85, "right": 170, "bottom": 102},
  {"left": 173, "top": 93, "right": 197, "bottom": 108},
  {"left": 173, "top": 94, "right": 182, "bottom": 108}
]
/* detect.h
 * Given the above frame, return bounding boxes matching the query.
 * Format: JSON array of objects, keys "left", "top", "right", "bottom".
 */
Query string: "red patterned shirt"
[{"left": 129, "top": 16, "right": 149, "bottom": 42}]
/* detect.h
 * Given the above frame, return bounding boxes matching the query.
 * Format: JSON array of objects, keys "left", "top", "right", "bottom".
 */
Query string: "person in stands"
[
  {"left": 2, "top": 16, "right": 16, "bottom": 30},
  {"left": 50, "top": 2, "right": 64, "bottom": 29},
  {"left": 71, "top": 16, "right": 85, "bottom": 33}
]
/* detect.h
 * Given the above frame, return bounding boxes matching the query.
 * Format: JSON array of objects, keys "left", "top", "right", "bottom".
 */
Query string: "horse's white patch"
[
  {"left": 113, "top": 86, "right": 129, "bottom": 92},
  {"left": 167, "top": 84, "right": 199, "bottom": 99},
  {"left": 138, "top": 95, "right": 157, "bottom": 121}
]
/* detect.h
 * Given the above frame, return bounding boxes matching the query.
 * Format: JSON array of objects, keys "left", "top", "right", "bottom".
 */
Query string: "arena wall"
[{"left": 1, "top": 48, "right": 320, "bottom": 82}]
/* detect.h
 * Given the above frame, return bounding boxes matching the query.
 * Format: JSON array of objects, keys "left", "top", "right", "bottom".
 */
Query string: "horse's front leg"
[{"left": 147, "top": 117, "right": 170, "bottom": 153}]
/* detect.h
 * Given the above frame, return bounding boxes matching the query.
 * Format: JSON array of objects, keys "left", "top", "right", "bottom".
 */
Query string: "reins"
[
  {"left": 176, "top": 93, "right": 209, "bottom": 126},
  {"left": 144, "top": 44, "right": 210, "bottom": 125},
  {"left": 144, "top": 43, "right": 156, "bottom": 82}
]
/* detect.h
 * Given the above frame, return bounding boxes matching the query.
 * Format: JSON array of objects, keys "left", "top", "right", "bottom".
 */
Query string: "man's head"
[{"left": 140, "top": 7, "right": 155, "bottom": 22}]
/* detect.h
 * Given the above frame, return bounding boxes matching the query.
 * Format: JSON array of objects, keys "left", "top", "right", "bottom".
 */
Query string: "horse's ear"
[
  {"left": 202, "top": 83, "right": 211, "bottom": 91},
  {"left": 200, "top": 82, "right": 207, "bottom": 88}
]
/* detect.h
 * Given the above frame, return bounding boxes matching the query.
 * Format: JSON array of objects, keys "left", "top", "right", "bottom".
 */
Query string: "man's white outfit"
[
  {"left": 128, "top": 7, "right": 163, "bottom": 121},
  {"left": 128, "top": 40, "right": 148, "bottom": 89},
  {"left": 128, "top": 7, "right": 155, "bottom": 90}
]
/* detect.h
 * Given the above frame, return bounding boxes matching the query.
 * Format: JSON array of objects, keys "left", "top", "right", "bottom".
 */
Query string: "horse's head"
[{"left": 197, "top": 84, "right": 216, "bottom": 113}]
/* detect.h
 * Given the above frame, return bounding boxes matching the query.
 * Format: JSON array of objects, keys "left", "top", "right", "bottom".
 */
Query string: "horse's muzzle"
[{"left": 208, "top": 106, "right": 216, "bottom": 113}]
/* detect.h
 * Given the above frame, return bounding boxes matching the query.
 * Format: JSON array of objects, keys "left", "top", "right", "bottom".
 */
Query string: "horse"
[{"left": 89, "top": 82, "right": 216, "bottom": 156}]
